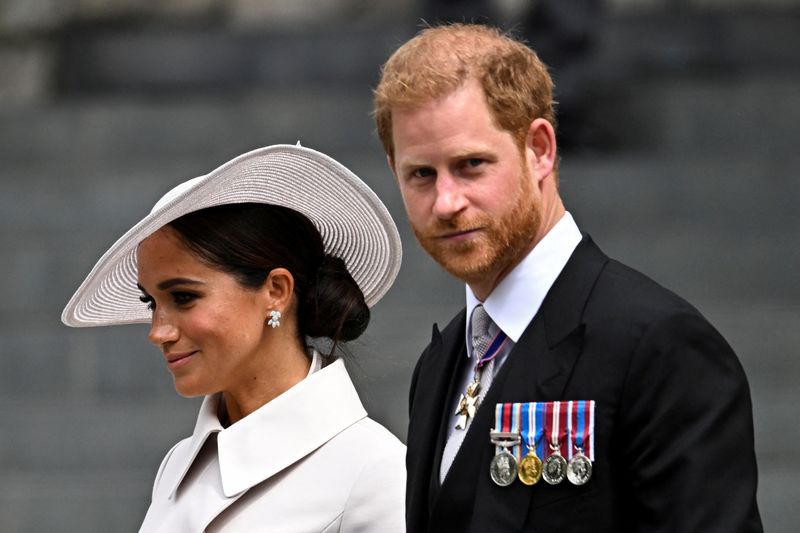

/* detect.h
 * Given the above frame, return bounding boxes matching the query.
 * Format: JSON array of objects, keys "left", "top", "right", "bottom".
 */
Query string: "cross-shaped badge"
[{"left": 454, "top": 379, "right": 481, "bottom": 430}]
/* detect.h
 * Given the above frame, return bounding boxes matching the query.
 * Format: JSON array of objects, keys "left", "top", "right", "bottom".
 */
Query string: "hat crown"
[{"left": 151, "top": 176, "right": 205, "bottom": 213}]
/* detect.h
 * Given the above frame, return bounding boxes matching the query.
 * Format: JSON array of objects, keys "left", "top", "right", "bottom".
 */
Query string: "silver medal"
[
  {"left": 542, "top": 448, "right": 567, "bottom": 485},
  {"left": 567, "top": 450, "right": 593, "bottom": 485},
  {"left": 489, "top": 430, "right": 522, "bottom": 487},
  {"left": 490, "top": 449, "right": 518, "bottom": 486}
]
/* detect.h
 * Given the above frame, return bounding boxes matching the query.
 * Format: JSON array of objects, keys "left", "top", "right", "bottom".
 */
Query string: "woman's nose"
[{"left": 147, "top": 310, "right": 179, "bottom": 346}]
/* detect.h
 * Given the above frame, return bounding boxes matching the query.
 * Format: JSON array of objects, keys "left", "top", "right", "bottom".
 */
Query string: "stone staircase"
[{"left": 1, "top": 4, "right": 799, "bottom": 531}]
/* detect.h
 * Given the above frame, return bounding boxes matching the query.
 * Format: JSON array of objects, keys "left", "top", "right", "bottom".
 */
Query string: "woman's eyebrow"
[{"left": 137, "top": 278, "right": 204, "bottom": 293}]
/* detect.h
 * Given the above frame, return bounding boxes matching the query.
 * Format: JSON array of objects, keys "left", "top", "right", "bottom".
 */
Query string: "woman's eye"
[
  {"left": 172, "top": 292, "right": 197, "bottom": 306},
  {"left": 139, "top": 295, "right": 155, "bottom": 311}
]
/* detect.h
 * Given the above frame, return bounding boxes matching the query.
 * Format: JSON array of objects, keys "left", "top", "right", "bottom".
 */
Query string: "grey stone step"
[
  {"left": 0, "top": 90, "right": 378, "bottom": 166},
  {"left": 0, "top": 398, "right": 199, "bottom": 472},
  {"left": 0, "top": 469, "right": 152, "bottom": 533},
  {"left": 619, "top": 77, "right": 800, "bottom": 154}
]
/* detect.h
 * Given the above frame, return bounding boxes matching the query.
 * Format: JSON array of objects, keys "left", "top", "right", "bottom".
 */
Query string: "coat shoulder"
[
  {"left": 334, "top": 418, "right": 407, "bottom": 533},
  {"left": 150, "top": 436, "right": 192, "bottom": 500}
]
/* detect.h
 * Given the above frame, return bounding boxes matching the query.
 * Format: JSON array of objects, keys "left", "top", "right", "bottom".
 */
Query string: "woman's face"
[{"left": 136, "top": 227, "right": 272, "bottom": 398}]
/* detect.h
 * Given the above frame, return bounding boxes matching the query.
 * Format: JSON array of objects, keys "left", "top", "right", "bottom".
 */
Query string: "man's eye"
[
  {"left": 466, "top": 158, "right": 484, "bottom": 168},
  {"left": 412, "top": 167, "right": 436, "bottom": 179}
]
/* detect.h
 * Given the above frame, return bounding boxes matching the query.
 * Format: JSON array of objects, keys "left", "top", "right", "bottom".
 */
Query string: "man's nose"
[{"left": 432, "top": 173, "right": 468, "bottom": 220}]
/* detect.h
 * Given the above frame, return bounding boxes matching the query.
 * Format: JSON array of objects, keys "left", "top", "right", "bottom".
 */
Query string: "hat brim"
[{"left": 62, "top": 144, "right": 402, "bottom": 327}]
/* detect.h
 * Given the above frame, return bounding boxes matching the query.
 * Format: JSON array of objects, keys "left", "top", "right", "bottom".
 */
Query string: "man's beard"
[{"left": 412, "top": 170, "right": 541, "bottom": 287}]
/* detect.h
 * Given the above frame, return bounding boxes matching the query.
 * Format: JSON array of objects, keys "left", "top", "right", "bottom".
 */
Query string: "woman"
[{"left": 62, "top": 144, "right": 405, "bottom": 532}]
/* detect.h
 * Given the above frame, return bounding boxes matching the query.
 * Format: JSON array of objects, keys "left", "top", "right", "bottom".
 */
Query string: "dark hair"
[{"left": 166, "top": 203, "right": 370, "bottom": 343}]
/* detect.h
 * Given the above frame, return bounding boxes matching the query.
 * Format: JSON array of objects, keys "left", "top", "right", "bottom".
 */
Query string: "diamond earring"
[{"left": 268, "top": 310, "right": 281, "bottom": 328}]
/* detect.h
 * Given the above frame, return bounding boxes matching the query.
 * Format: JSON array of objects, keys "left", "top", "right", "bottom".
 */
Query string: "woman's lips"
[{"left": 165, "top": 351, "right": 196, "bottom": 370}]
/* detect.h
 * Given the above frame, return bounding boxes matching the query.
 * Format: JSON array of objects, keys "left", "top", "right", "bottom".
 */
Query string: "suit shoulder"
[
  {"left": 593, "top": 258, "right": 703, "bottom": 321},
  {"left": 579, "top": 256, "right": 729, "bottom": 362}
]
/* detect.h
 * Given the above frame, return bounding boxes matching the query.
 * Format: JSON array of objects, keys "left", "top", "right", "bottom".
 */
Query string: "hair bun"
[{"left": 301, "top": 254, "right": 370, "bottom": 342}]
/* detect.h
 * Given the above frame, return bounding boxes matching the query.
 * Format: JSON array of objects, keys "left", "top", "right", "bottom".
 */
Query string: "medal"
[
  {"left": 542, "top": 444, "right": 567, "bottom": 485},
  {"left": 454, "top": 378, "right": 481, "bottom": 430},
  {"left": 567, "top": 449, "right": 592, "bottom": 485},
  {"left": 454, "top": 329, "right": 509, "bottom": 431},
  {"left": 542, "top": 401, "right": 567, "bottom": 485},
  {"left": 518, "top": 401, "right": 544, "bottom": 485},
  {"left": 490, "top": 403, "right": 521, "bottom": 487},
  {"left": 490, "top": 448, "right": 518, "bottom": 486},
  {"left": 489, "top": 431, "right": 521, "bottom": 487},
  {"left": 566, "top": 400, "right": 595, "bottom": 485},
  {"left": 518, "top": 448, "right": 542, "bottom": 485}
]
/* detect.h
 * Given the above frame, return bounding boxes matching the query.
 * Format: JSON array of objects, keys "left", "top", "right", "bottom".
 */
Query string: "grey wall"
[{"left": 1, "top": 0, "right": 799, "bottom": 531}]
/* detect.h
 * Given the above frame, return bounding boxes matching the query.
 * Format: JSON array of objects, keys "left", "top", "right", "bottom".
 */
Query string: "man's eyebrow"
[{"left": 400, "top": 149, "right": 493, "bottom": 167}]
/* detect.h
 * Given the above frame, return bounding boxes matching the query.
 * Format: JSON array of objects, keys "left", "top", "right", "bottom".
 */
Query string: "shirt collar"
[
  {"left": 465, "top": 212, "right": 582, "bottom": 348},
  {"left": 166, "top": 350, "right": 367, "bottom": 498}
]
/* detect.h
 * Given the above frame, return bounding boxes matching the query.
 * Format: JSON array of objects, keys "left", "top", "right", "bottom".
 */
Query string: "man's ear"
[
  {"left": 387, "top": 154, "right": 397, "bottom": 178},
  {"left": 525, "top": 118, "right": 557, "bottom": 183}
]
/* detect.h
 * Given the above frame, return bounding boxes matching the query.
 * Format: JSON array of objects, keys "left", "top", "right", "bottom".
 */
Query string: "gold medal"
[{"left": 518, "top": 447, "right": 542, "bottom": 485}]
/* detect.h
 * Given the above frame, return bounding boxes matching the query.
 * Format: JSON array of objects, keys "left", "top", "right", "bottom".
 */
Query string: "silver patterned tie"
[
  {"left": 440, "top": 305, "right": 496, "bottom": 481},
  {"left": 471, "top": 304, "right": 493, "bottom": 360}
]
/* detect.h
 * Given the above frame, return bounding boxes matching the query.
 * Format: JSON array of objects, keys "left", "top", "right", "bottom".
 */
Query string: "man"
[{"left": 373, "top": 24, "right": 762, "bottom": 532}]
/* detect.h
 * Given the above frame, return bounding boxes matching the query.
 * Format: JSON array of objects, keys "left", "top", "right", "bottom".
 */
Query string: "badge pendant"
[
  {"left": 518, "top": 446, "right": 542, "bottom": 485},
  {"left": 489, "top": 431, "right": 521, "bottom": 487},
  {"left": 454, "top": 378, "right": 481, "bottom": 430},
  {"left": 542, "top": 443, "right": 567, "bottom": 485},
  {"left": 567, "top": 448, "right": 593, "bottom": 485}
]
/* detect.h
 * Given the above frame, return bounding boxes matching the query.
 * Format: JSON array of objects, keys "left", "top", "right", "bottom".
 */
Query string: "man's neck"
[{"left": 468, "top": 204, "right": 565, "bottom": 301}]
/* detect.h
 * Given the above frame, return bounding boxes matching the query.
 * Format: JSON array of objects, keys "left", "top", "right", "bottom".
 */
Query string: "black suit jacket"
[{"left": 406, "top": 236, "right": 762, "bottom": 533}]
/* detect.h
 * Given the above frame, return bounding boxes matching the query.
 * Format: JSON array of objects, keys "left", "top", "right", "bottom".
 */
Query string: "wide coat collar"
[
  {"left": 160, "top": 357, "right": 367, "bottom": 502},
  {"left": 411, "top": 235, "right": 609, "bottom": 532}
]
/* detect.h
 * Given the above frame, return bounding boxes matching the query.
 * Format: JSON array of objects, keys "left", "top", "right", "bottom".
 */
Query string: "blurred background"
[{"left": 1, "top": 0, "right": 798, "bottom": 531}]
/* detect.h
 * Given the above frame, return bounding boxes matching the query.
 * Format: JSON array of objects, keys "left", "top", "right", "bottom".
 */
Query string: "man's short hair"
[{"left": 374, "top": 23, "right": 556, "bottom": 160}]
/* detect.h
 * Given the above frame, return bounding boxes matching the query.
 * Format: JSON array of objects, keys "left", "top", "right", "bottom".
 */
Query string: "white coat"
[{"left": 139, "top": 353, "right": 406, "bottom": 532}]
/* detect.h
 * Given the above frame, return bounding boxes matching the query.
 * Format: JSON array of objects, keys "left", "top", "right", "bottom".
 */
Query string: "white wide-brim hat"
[{"left": 62, "top": 144, "right": 402, "bottom": 327}]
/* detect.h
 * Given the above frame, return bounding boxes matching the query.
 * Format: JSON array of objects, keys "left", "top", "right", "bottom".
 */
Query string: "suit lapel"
[
  {"left": 429, "top": 236, "right": 609, "bottom": 532},
  {"left": 430, "top": 315, "right": 471, "bottom": 495},
  {"left": 405, "top": 311, "right": 467, "bottom": 530},
  {"left": 499, "top": 235, "right": 608, "bottom": 403}
]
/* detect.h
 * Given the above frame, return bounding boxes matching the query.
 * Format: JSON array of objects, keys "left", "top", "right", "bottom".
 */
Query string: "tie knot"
[
  {"left": 470, "top": 305, "right": 493, "bottom": 357},
  {"left": 471, "top": 305, "right": 491, "bottom": 336}
]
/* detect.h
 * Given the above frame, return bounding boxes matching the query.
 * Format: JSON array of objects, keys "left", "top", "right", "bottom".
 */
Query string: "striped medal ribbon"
[
  {"left": 566, "top": 400, "right": 595, "bottom": 485},
  {"left": 489, "top": 403, "right": 520, "bottom": 487}
]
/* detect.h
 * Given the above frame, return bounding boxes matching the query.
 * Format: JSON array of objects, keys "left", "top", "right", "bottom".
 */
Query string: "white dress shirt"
[{"left": 440, "top": 212, "right": 582, "bottom": 478}]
